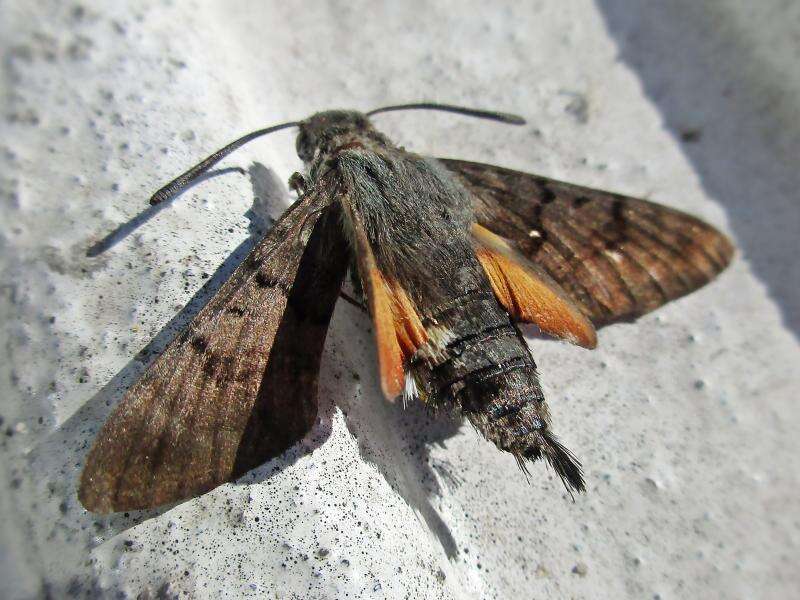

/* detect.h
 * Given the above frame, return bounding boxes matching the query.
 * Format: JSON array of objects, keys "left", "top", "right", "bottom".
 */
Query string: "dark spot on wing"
[
  {"left": 236, "top": 368, "right": 255, "bottom": 383},
  {"left": 532, "top": 203, "right": 543, "bottom": 223},
  {"left": 202, "top": 353, "right": 219, "bottom": 375},
  {"left": 533, "top": 177, "right": 557, "bottom": 203},
  {"left": 255, "top": 271, "right": 279, "bottom": 288},
  {"left": 219, "top": 356, "right": 237, "bottom": 384},
  {"left": 611, "top": 198, "right": 625, "bottom": 223},
  {"left": 204, "top": 353, "right": 239, "bottom": 383},
  {"left": 573, "top": 195, "right": 590, "bottom": 208},
  {"left": 190, "top": 336, "right": 208, "bottom": 352},
  {"left": 245, "top": 255, "right": 261, "bottom": 271}
]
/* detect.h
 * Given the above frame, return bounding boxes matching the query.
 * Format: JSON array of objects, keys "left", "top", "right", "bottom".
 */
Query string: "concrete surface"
[{"left": 1, "top": 1, "right": 798, "bottom": 598}]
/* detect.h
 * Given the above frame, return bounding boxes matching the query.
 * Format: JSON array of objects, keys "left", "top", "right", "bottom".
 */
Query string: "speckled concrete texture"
[{"left": 1, "top": 1, "right": 798, "bottom": 598}]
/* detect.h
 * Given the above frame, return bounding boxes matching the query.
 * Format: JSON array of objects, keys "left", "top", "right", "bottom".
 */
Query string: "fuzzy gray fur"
[{"left": 298, "top": 110, "right": 584, "bottom": 491}]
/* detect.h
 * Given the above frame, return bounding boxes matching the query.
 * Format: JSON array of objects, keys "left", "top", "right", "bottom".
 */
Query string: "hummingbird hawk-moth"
[{"left": 79, "top": 103, "right": 734, "bottom": 513}]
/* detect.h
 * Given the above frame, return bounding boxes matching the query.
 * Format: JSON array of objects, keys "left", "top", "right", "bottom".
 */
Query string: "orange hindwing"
[
  {"left": 345, "top": 207, "right": 427, "bottom": 399},
  {"left": 472, "top": 223, "right": 597, "bottom": 348}
]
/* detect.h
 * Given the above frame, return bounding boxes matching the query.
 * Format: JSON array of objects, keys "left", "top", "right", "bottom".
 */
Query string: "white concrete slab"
[{"left": 1, "top": 1, "right": 798, "bottom": 598}]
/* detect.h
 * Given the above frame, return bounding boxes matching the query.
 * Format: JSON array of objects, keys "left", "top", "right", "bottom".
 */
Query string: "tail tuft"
[{"left": 538, "top": 430, "right": 585, "bottom": 494}]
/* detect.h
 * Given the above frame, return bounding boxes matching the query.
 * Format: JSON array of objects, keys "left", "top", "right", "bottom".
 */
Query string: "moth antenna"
[
  {"left": 149, "top": 121, "right": 299, "bottom": 205},
  {"left": 366, "top": 103, "right": 525, "bottom": 126}
]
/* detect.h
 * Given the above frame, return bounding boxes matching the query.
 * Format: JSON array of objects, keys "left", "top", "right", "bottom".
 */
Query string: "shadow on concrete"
[
  {"left": 334, "top": 361, "right": 465, "bottom": 559},
  {"left": 86, "top": 167, "right": 246, "bottom": 257},
  {"left": 595, "top": 0, "right": 800, "bottom": 338}
]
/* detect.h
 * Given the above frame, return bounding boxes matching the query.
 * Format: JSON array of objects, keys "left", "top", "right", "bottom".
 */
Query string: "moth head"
[{"left": 296, "top": 110, "right": 373, "bottom": 163}]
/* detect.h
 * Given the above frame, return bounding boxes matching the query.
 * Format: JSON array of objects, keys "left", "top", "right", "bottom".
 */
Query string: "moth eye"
[{"left": 296, "top": 131, "right": 314, "bottom": 162}]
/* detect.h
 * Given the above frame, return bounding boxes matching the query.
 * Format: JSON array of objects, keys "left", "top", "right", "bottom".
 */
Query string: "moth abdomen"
[
  {"left": 487, "top": 401, "right": 524, "bottom": 421},
  {"left": 464, "top": 366, "right": 585, "bottom": 493},
  {"left": 417, "top": 309, "right": 584, "bottom": 491}
]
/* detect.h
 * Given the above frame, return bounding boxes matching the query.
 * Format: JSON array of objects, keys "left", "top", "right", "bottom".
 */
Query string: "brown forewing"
[
  {"left": 79, "top": 184, "right": 349, "bottom": 513},
  {"left": 441, "top": 159, "right": 734, "bottom": 326}
]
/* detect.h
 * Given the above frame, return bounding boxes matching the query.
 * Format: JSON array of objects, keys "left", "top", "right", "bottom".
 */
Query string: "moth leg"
[
  {"left": 339, "top": 263, "right": 367, "bottom": 312},
  {"left": 339, "top": 291, "right": 368, "bottom": 313},
  {"left": 348, "top": 261, "right": 363, "bottom": 299},
  {"left": 288, "top": 172, "right": 307, "bottom": 195}
]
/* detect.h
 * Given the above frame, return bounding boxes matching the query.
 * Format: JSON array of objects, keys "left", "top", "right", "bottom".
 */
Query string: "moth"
[{"left": 79, "top": 103, "right": 734, "bottom": 513}]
